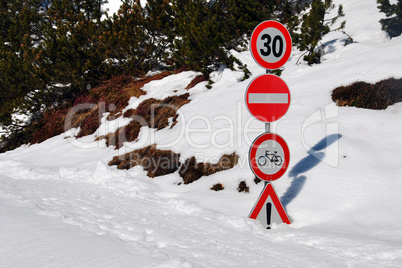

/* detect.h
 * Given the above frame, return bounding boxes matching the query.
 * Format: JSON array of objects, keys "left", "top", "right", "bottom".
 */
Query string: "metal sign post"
[{"left": 246, "top": 20, "right": 292, "bottom": 228}]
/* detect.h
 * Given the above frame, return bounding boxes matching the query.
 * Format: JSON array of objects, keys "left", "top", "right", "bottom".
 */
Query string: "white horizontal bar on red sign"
[{"left": 248, "top": 93, "right": 288, "bottom": 104}]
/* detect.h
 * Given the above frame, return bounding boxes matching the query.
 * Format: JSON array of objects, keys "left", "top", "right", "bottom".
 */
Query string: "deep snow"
[{"left": 1, "top": 0, "right": 402, "bottom": 267}]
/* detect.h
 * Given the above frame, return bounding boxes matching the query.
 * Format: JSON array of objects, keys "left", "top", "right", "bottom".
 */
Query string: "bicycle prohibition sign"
[
  {"left": 258, "top": 150, "right": 283, "bottom": 167},
  {"left": 249, "top": 133, "right": 290, "bottom": 182}
]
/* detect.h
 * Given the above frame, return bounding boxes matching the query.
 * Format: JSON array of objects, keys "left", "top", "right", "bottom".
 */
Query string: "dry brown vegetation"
[
  {"left": 64, "top": 74, "right": 146, "bottom": 139},
  {"left": 132, "top": 93, "right": 191, "bottom": 129},
  {"left": 210, "top": 183, "right": 224, "bottom": 191},
  {"left": 237, "top": 181, "right": 249, "bottom": 193},
  {"left": 28, "top": 72, "right": 178, "bottom": 144},
  {"left": 96, "top": 121, "right": 143, "bottom": 149},
  {"left": 332, "top": 77, "right": 402, "bottom": 109},
  {"left": 108, "top": 144, "right": 181, "bottom": 177},
  {"left": 179, "top": 153, "right": 239, "bottom": 184},
  {"left": 98, "top": 93, "right": 190, "bottom": 149},
  {"left": 254, "top": 177, "right": 262, "bottom": 184},
  {"left": 109, "top": 148, "right": 240, "bottom": 184},
  {"left": 30, "top": 107, "right": 68, "bottom": 144},
  {"left": 30, "top": 102, "right": 103, "bottom": 144},
  {"left": 66, "top": 103, "right": 103, "bottom": 138},
  {"left": 185, "top": 75, "right": 207, "bottom": 90},
  {"left": 24, "top": 69, "right": 241, "bottom": 187}
]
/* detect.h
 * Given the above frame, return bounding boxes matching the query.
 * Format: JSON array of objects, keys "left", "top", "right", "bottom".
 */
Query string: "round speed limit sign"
[{"left": 250, "top": 20, "right": 292, "bottom": 70}]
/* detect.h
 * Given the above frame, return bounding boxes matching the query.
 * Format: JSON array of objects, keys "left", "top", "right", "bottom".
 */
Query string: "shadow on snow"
[{"left": 281, "top": 134, "right": 342, "bottom": 208}]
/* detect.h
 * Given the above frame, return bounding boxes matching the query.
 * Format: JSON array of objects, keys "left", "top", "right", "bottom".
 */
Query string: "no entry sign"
[
  {"left": 249, "top": 133, "right": 290, "bottom": 181},
  {"left": 245, "top": 74, "right": 290, "bottom": 123},
  {"left": 250, "top": 20, "right": 292, "bottom": 70}
]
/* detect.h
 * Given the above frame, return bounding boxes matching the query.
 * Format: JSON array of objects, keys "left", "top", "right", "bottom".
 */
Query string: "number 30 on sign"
[{"left": 250, "top": 20, "right": 292, "bottom": 70}]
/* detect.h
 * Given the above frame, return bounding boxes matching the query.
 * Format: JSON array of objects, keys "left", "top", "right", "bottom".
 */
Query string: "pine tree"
[
  {"left": 40, "top": 0, "right": 108, "bottom": 90},
  {"left": 0, "top": 0, "right": 110, "bottom": 137},
  {"left": 143, "top": 0, "right": 175, "bottom": 69},
  {"left": 0, "top": 0, "right": 47, "bottom": 130},
  {"left": 172, "top": 0, "right": 227, "bottom": 76},
  {"left": 0, "top": 0, "right": 308, "bottom": 144},
  {"left": 101, "top": 0, "right": 148, "bottom": 74},
  {"left": 377, "top": 0, "right": 402, "bottom": 38},
  {"left": 295, "top": 0, "right": 345, "bottom": 65},
  {"left": 172, "top": 0, "right": 283, "bottom": 77}
]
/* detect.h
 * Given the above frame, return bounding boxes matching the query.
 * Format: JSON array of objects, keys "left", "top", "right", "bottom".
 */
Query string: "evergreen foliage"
[
  {"left": 377, "top": 0, "right": 402, "bottom": 38},
  {"left": 172, "top": 0, "right": 302, "bottom": 77},
  {"left": 172, "top": 0, "right": 230, "bottom": 76},
  {"left": 40, "top": 0, "right": 107, "bottom": 92},
  {"left": 1, "top": 0, "right": 109, "bottom": 137},
  {"left": 0, "top": 0, "right": 348, "bottom": 149},
  {"left": 295, "top": 0, "right": 345, "bottom": 65},
  {"left": 101, "top": 0, "right": 147, "bottom": 74},
  {"left": 100, "top": 0, "right": 174, "bottom": 73},
  {"left": 0, "top": 0, "right": 47, "bottom": 129},
  {"left": 143, "top": 0, "right": 175, "bottom": 68}
]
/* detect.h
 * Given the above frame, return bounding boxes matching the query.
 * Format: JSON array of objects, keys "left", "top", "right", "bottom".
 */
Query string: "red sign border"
[
  {"left": 245, "top": 74, "right": 291, "bottom": 123},
  {"left": 249, "top": 183, "right": 291, "bottom": 224},
  {"left": 250, "top": 20, "right": 292, "bottom": 70},
  {"left": 249, "top": 133, "right": 290, "bottom": 181}
]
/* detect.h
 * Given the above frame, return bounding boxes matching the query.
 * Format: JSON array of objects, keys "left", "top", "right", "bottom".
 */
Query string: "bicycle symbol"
[{"left": 258, "top": 151, "right": 283, "bottom": 167}]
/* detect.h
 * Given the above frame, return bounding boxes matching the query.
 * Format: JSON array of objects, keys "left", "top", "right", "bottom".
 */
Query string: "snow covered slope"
[{"left": 1, "top": 0, "right": 402, "bottom": 266}]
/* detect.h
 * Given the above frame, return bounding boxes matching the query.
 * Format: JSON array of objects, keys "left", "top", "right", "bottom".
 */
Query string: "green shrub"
[
  {"left": 295, "top": 0, "right": 345, "bottom": 65},
  {"left": 377, "top": 0, "right": 402, "bottom": 38}
]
